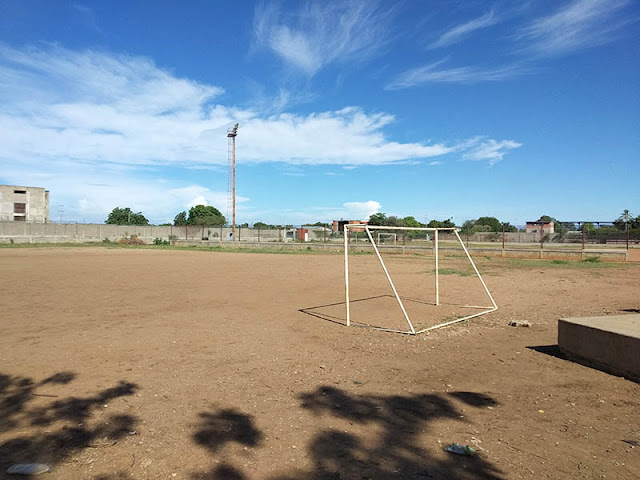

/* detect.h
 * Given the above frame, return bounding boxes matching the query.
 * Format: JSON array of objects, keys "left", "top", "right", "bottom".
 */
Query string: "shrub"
[
  {"left": 118, "top": 235, "right": 145, "bottom": 245},
  {"left": 153, "top": 237, "right": 170, "bottom": 245}
]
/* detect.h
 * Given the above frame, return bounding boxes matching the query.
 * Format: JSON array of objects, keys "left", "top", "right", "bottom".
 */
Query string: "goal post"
[
  {"left": 376, "top": 232, "right": 397, "bottom": 244},
  {"left": 344, "top": 224, "right": 497, "bottom": 334}
]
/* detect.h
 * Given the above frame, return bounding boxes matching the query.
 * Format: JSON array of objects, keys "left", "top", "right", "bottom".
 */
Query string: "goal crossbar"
[{"left": 344, "top": 225, "right": 497, "bottom": 334}]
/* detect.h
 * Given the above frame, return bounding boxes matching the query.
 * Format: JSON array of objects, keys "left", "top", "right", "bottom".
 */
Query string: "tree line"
[{"left": 105, "top": 206, "right": 640, "bottom": 233}]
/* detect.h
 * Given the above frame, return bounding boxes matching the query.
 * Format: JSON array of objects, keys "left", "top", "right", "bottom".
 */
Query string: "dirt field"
[{"left": 1, "top": 247, "right": 639, "bottom": 480}]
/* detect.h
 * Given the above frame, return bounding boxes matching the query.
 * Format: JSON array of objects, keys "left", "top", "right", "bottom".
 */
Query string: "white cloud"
[
  {"left": 517, "top": 0, "right": 633, "bottom": 56},
  {"left": 462, "top": 138, "right": 522, "bottom": 165},
  {"left": 0, "top": 45, "right": 522, "bottom": 221},
  {"left": 387, "top": 59, "right": 526, "bottom": 89},
  {"left": 342, "top": 201, "right": 381, "bottom": 219},
  {"left": 0, "top": 45, "right": 520, "bottom": 168},
  {"left": 430, "top": 10, "right": 499, "bottom": 49},
  {"left": 252, "top": 1, "right": 393, "bottom": 76},
  {"left": 0, "top": 45, "right": 474, "bottom": 168},
  {"left": 275, "top": 200, "right": 381, "bottom": 225}
]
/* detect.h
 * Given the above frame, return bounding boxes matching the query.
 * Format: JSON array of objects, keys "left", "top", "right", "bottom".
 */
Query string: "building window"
[
  {"left": 14, "top": 215, "right": 26, "bottom": 222},
  {"left": 14, "top": 203, "right": 26, "bottom": 214},
  {"left": 14, "top": 189, "right": 27, "bottom": 194}
]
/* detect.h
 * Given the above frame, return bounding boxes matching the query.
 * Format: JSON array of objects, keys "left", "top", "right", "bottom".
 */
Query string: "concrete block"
[{"left": 558, "top": 314, "right": 640, "bottom": 381}]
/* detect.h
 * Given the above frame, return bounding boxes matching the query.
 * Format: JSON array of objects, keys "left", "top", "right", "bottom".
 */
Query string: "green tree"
[
  {"left": 427, "top": 218, "right": 455, "bottom": 229},
  {"left": 105, "top": 207, "right": 149, "bottom": 225},
  {"left": 253, "top": 221, "right": 276, "bottom": 229},
  {"left": 303, "top": 221, "right": 330, "bottom": 228},
  {"left": 386, "top": 215, "right": 403, "bottom": 227},
  {"left": 614, "top": 209, "right": 634, "bottom": 230},
  {"left": 461, "top": 220, "right": 476, "bottom": 233},
  {"left": 173, "top": 211, "right": 187, "bottom": 225},
  {"left": 368, "top": 212, "right": 387, "bottom": 226},
  {"left": 187, "top": 205, "right": 225, "bottom": 226},
  {"left": 475, "top": 216, "right": 501, "bottom": 232},
  {"left": 402, "top": 216, "right": 423, "bottom": 228}
]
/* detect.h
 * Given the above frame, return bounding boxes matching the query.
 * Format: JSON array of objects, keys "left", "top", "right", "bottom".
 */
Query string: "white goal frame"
[
  {"left": 376, "top": 232, "right": 397, "bottom": 244},
  {"left": 344, "top": 225, "right": 497, "bottom": 334}
]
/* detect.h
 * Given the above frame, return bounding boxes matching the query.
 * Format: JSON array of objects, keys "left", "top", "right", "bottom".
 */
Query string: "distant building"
[
  {"left": 332, "top": 219, "right": 368, "bottom": 233},
  {"left": 526, "top": 221, "right": 554, "bottom": 234},
  {"left": 0, "top": 185, "right": 50, "bottom": 223}
]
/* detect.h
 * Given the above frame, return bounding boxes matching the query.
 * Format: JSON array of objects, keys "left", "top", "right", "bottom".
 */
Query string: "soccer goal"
[
  {"left": 344, "top": 224, "right": 497, "bottom": 334},
  {"left": 376, "top": 232, "right": 397, "bottom": 244}
]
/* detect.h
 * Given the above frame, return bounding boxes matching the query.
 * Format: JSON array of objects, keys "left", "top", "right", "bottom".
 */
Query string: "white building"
[{"left": 0, "top": 185, "right": 50, "bottom": 223}]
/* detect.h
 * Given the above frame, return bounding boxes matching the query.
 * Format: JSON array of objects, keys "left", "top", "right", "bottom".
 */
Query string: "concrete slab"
[{"left": 558, "top": 314, "right": 640, "bottom": 382}]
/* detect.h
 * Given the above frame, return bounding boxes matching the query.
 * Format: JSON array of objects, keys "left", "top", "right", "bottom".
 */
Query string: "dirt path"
[{"left": 0, "top": 247, "right": 638, "bottom": 479}]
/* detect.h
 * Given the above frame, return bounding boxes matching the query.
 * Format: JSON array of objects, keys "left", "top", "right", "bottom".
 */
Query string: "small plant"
[
  {"left": 9, "top": 239, "right": 14, "bottom": 245},
  {"left": 583, "top": 256, "right": 600, "bottom": 263},
  {"left": 307, "top": 246, "right": 312, "bottom": 251},
  {"left": 118, "top": 234, "right": 145, "bottom": 245},
  {"left": 102, "top": 238, "right": 112, "bottom": 244},
  {"left": 550, "top": 260, "right": 568, "bottom": 265},
  {"left": 153, "top": 237, "right": 170, "bottom": 245}
]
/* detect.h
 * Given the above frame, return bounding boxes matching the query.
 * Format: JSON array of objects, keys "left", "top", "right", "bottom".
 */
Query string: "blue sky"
[{"left": 0, "top": 0, "right": 638, "bottom": 225}]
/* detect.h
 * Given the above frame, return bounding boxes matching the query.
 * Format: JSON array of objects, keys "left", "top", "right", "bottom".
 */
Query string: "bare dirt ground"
[{"left": 1, "top": 247, "right": 639, "bottom": 480}]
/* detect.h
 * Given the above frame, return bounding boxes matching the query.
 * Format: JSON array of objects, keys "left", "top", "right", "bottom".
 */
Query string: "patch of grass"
[
  {"left": 505, "top": 258, "right": 628, "bottom": 269},
  {"left": 438, "top": 268, "right": 472, "bottom": 276},
  {"left": 583, "top": 256, "right": 600, "bottom": 263}
]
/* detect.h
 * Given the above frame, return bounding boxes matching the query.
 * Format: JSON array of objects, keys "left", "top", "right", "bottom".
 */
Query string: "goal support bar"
[{"left": 344, "top": 225, "right": 497, "bottom": 334}]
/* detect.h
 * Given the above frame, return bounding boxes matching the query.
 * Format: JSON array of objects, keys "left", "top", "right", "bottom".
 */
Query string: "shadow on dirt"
[
  {"left": 527, "top": 345, "right": 566, "bottom": 360},
  {"left": 0, "top": 372, "right": 139, "bottom": 476},
  {"left": 528, "top": 345, "right": 639, "bottom": 384},
  {"left": 193, "top": 408, "right": 263, "bottom": 453},
  {"left": 191, "top": 387, "right": 504, "bottom": 480},
  {"left": 190, "top": 408, "right": 263, "bottom": 479}
]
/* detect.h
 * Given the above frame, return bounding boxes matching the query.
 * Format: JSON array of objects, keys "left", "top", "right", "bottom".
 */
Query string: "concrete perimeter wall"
[
  {"left": 0, "top": 222, "right": 629, "bottom": 261},
  {"left": 0, "top": 223, "right": 293, "bottom": 244}
]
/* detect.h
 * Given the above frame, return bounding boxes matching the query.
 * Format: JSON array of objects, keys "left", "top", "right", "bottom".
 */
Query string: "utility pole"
[{"left": 227, "top": 123, "right": 239, "bottom": 241}]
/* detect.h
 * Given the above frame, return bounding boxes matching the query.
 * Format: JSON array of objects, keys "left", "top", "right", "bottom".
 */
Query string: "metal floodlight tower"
[{"left": 227, "top": 123, "right": 239, "bottom": 241}]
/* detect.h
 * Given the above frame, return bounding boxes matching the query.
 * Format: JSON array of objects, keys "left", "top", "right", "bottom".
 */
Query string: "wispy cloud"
[
  {"left": 72, "top": 3, "right": 102, "bottom": 34},
  {"left": 390, "top": 0, "right": 634, "bottom": 90},
  {"left": 252, "top": 1, "right": 393, "bottom": 76},
  {"left": 517, "top": 0, "right": 634, "bottom": 56},
  {"left": 0, "top": 45, "right": 466, "bottom": 168},
  {"left": 0, "top": 45, "right": 521, "bottom": 220},
  {"left": 386, "top": 59, "right": 526, "bottom": 89},
  {"left": 462, "top": 138, "right": 522, "bottom": 166},
  {"left": 430, "top": 10, "right": 498, "bottom": 49}
]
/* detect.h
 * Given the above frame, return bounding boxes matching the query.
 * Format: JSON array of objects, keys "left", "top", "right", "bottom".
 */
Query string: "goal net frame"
[
  {"left": 344, "top": 224, "right": 497, "bottom": 334},
  {"left": 376, "top": 232, "right": 397, "bottom": 244}
]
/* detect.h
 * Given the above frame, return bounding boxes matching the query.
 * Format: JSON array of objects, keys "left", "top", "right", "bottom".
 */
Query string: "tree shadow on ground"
[
  {"left": 190, "top": 407, "right": 263, "bottom": 479},
  {"left": 191, "top": 388, "right": 504, "bottom": 480},
  {"left": 0, "top": 372, "right": 139, "bottom": 477}
]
